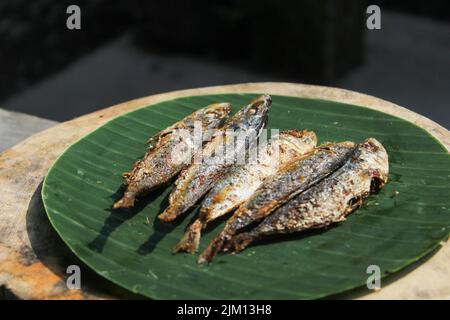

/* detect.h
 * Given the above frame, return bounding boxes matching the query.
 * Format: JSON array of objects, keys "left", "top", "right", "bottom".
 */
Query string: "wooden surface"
[{"left": 0, "top": 82, "right": 449, "bottom": 300}]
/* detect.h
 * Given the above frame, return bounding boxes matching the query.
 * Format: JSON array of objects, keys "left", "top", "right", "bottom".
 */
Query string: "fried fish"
[
  {"left": 113, "top": 102, "right": 231, "bottom": 209},
  {"left": 158, "top": 94, "right": 272, "bottom": 222},
  {"left": 173, "top": 129, "right": 317, "bottom": 253},
  {"left": 198, "top": 141, "right": 357, "bottom": 263},
  {"left": 225, "top": 138, "right": 389, "bottom": 254}
]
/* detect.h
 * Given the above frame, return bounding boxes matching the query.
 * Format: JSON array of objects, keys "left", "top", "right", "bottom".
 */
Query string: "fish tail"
[
  {"left": 113, "top": 191, "right": 136, "bottom": 209},
  {"left": 158, "top": 206, "right": 179, "bottom": 222},
  {"left": 173, "top": 219, "right": 203, "bottom": 253},
  {"left": 197, "top": 240, "right": 221, "bottom": 264},
  {"left": 197, "top": 232, "right": 231, "bottom": 264}
]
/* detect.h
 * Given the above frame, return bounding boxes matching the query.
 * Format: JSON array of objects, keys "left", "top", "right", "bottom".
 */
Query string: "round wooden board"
[{"left": 1, "top": 82, "right": 449, "bottom": 300}]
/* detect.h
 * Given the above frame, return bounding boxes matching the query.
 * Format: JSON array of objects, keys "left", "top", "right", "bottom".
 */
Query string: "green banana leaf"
[{"left": 42, "top": 94, "right": 450, "bottom": 299}]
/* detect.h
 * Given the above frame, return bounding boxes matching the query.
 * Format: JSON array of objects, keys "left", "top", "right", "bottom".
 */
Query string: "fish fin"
[
  {"left": 197, "top": 234, "right": 229, "bottom": 264},
  {"left": 146, "top": 136, "right": 158, "bottom": 145},
  {"left": 146, "top": 122, "right": 181, "bottom": 145},
  {"left": 173, "top": 220, "right": 203, "bottom": 253},
  {"left": 158, "top": 206, "right": 179, "bottom": 222},
  {"left": 122, "top": 172, "right": 131, "bottom": 179},
  {"left": 197, "top": 246, "right": 215, "bottom": 264},
  {"left": 113, "top": 191, "right": 135, "bottom": 209}
]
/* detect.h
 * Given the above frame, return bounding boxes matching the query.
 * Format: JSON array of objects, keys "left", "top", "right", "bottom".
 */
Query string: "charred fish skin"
[
  {"left": 227, "top": 138, "right": 389, "bottom": 254},
  {"left": 202, "top": 130, "right": 318, "bottom": 221},
  {"left": 224, "top": 141, "right": 356, "bottom": 231},
  {"left": 158, "top": 94, "right": 272, "bottom": 222},
  {"left": 173, "top": 130, "right": 317, "bottom": 253},
  {"left": 198, "top": 141, "right": 356, "bottom": 263},
  {"left": 113, "top": 103, "right": 232, "bottom": 209}
]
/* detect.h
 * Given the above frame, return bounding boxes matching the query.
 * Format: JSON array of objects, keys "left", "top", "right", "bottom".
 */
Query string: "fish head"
[
  {"left": 196, "top": 102, "right": 232, "bottom": 129},
  {"left": 280, "top": 130, "right": 317, "bottom": 149},
  {"left": 247, "top": 94, "right": 272, "bottom": 128},
  {"left": 230, "top": 94, "right": 272, "bottom": 134},
  {"left": 276, "top": 130, "right": 318, "bottom": 162},
  {"left": 359, "top": 138, "right": 390, "bottom": 189}
]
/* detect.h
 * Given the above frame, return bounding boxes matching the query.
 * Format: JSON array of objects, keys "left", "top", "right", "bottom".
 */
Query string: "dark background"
[{"left": 1, "top": 0, "right": 449, "bottom": 127}]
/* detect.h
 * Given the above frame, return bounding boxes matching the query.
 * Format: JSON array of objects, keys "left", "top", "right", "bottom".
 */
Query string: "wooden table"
[{"left": 1, "top": 83, "right": 449, "bottom": 299}]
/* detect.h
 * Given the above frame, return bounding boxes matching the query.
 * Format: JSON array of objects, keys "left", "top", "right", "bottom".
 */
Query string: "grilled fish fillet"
[
  {"left": 225, "top": 138, "right": 389, "bottom": 254},
  {"left": 158, "top": 94, "right": 272, "bottom": 222},
  {"left": 173, "top": 129, "right": 317, "bottom": 253},
  {"left": 113, "top": 102, "right": 231, "bottom": 209}
]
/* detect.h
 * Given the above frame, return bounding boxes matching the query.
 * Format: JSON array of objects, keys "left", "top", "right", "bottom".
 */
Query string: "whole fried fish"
[
  {"left": 198, "top": 141, "right": 356, "bottom": 263},
  {"left": 173, "top": 130, "right": 317, "bottom": 253},
  {"left": 158, "top": 94, "right": 272, "bottom": 222},
  {"left": 225, "top": 138, "right": 389, "bottom": 254},
  {"left": 113, "top": 102, "right": 231, "bottom": 209}
]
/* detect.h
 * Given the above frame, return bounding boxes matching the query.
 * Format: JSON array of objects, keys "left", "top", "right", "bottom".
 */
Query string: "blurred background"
[{"left": 0, "top": 0, "right": 449, "bottom": 150}]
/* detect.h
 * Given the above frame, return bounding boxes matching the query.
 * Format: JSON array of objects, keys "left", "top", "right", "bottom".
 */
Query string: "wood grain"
[{"left": 0, "top": 82, "right": 449, "bottom": 299}]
